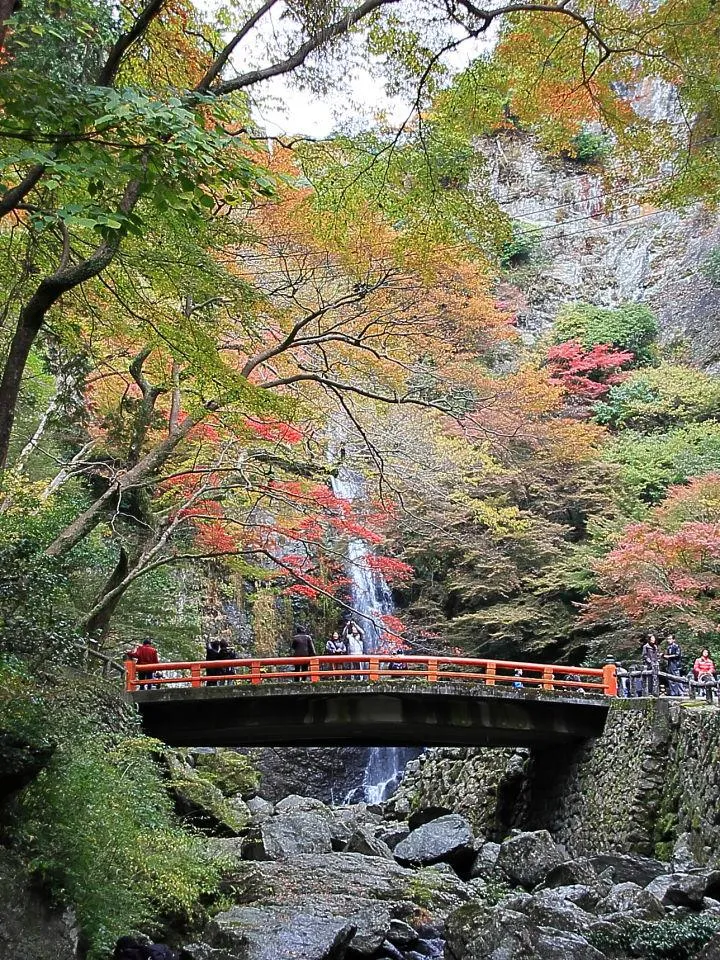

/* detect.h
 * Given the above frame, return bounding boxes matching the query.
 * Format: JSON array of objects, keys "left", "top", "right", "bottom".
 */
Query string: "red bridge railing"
[{"left": 125, "top": 655, "right": 618, "bottom": 696}]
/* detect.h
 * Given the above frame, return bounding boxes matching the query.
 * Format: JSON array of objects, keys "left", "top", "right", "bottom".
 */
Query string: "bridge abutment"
[{"left": 392, "top": 699, "right": 720, "bottom": 865}]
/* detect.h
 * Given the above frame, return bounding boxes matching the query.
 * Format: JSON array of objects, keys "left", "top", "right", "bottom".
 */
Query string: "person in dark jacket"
[
  {"left": 291, "top": 626, "right": 316, "bottom": 680},
  {"left": 641, "top": 634, "right": 660, "bottom": 695},
  {"left": 664, "top": 635, "right": 683, "bottom": 696},
  {"left": 218, "top": 638, "right": 237, "bottom": 684},
  {"left": 205, "top": 638, "right": 223, "bottom": 687}
]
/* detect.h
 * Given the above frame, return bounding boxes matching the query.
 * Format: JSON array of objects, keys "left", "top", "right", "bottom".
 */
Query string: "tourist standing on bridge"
[
  {"left": 205, "top": 638, "right": 224, "bottom": 687},
  {"left": 325, "top": 631, "right": 346, "bottom": 676},
  {"left": 291, "top": 626, "right": 316, "bottom": 680},
  {"left": 345, "top": 622, "right": 366, "bottom": 678},
  {"left": 641, "top": 634, "right": 660, "bottom": 696},
  {"left": 693, "top": 648, "right": 716, "bottom": 702},
  {"left": 664, "top": 636, "right": 683, "bottom": 696},
  {"left": 218, "top": 638, "right": 237, "bottom": 684},
  {"left": 125, "top": 639, "right": 159, "bottom": 689}
]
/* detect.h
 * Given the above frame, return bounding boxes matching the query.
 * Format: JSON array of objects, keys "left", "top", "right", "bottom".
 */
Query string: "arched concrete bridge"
[{"left": 125, "top": 655, "right": 617, "bottom": 748}]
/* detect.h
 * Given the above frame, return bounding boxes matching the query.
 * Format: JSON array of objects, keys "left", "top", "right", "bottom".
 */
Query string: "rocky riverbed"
[{"left": 163, "top": 752, "right": 720, "bottom": 960}]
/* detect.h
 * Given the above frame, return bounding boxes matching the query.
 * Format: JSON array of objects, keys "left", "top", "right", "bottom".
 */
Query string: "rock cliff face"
[{"left": 484, "top": 132, "right": 720, "bottom": 365}]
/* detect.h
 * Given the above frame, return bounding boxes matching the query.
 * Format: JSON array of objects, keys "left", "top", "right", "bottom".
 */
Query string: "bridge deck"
[{"left": 129, "top": 680, "right": 611, "bottom": 748}]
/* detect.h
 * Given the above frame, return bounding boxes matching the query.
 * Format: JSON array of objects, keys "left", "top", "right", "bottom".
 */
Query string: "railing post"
[
  {"left": 251, "top": 661, "right": 261, "bottom": 685},
  {"left": 603, "top": 663, "right": 618, "bottom": 697},
  {"left": 369, "top": 657, "right": 379, "bottom": 682},
  {"left": 125, "top": 659, "right": 136, "bottom": 692},
  {"left": 310, "top": 657, "right": 320, "bottom": 682},
  {"left": 428, "top": 658, "right": 438, "bottom": 683},
  {"left": 486, "top": 662, "right": 496, "bottom": 686},
  {"left": 191, "top": 664, "right": 202, "bottom": 689},
  {"left": 542, "top": 667, "right": 554, "bottom": 691}
]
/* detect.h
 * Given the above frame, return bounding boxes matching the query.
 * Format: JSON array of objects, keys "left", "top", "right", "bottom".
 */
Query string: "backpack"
[{"left": 147, "top": 947, "right": 177, "bottom": 960}]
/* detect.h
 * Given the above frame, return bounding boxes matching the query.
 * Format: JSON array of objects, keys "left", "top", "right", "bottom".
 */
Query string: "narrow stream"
[{"left": 331, "top": 470, "right": 420, "bottom": 802}]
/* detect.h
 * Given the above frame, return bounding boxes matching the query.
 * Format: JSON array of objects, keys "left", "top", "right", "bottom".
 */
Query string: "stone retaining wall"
[{"left": 393, "top": 700, "right": 720, "bottom": 865}]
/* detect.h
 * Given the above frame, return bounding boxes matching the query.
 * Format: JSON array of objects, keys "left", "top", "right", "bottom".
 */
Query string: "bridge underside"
[{"left": 129, "top": 681, "right": 609, "bottom": 748}]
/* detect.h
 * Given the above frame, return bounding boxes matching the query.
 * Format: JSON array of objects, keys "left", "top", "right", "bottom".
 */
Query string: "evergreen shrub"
[
  {"left": 568, "top": 130, "right": 612, "bottom": 163},
  {"left": 588, "top": 914, "right": 720, "bottom": 959},
  {"left": 553, "top": 302, "right": 659, "bottom": 361}
]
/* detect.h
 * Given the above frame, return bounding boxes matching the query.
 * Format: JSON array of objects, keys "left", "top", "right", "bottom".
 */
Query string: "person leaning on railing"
[{"left": 125, "top": 639, "right": 159, "bottom": 689}]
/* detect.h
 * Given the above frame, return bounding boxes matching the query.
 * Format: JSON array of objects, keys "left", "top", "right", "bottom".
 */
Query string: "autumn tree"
[{"left": 583, "top": 475, "right": 720, "bottom": 639}]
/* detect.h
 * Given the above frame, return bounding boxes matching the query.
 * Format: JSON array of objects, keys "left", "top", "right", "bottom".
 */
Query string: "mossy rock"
[
  {"left": 193, "top": 750, "right": 260, "bottom": 798},
  {"left": 169, "top": 775, "right": 251, "bottom": 837}
]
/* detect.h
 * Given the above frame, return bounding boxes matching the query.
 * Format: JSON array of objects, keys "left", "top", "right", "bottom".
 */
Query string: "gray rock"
[
  {"left": 596, "top": 881, "right": 665, "bottom": 920},
  {"left": 646, "top": 872, "right": 706, "bottom": 909},
  {"left": 197, "top": 904, "right": 354, "bottom": 960},
  {"left": 672, "top": 833, "right": 699, "bottom": 873},
  {"left": 445, "top": 902, "right": 606, "bottom": 959},
  {"left": 497, "top": 831, "right": 566, "bottom": 889},
  {"left": 275, "top": 794, "right": 329, "bottom": 815},
  {"left": 538, "top": 858, "right": 598, "bottom": 890},
  {"left": 259, "top": 812, "right": 333, "bottom": 859},
  {"left": 379, "top": 824, "right": 411, "bottom": 850},
  {"left": 538, "top": 883, "right": 603, "bottom": 913},
  {"left": 180, "top": 945, "right": 238, "bottom": 960},
  {"left": 394, "top": 814, "right": 475, "bottom": 869},
  {"left": 344, "top": 825, "right": 394, "bottom": 859},
  {"left": 697, "top": 932, "right": 720, "bottom": 960},
  {"left": 215, "top": 852, "right": 469, "bottom": 917},
  {"left": 588, "top": 853, "right": 666, "bottom": 887},
  {"left": 470, "top": 841, "right": 501, "bottom": 879},
  {"left": 386, "top": 919, "right": 417, "bottom": 948},
  {"left": 246, "top": 796, "right": 274, "bottom": 822},
  {"left": 525, "top": 891, "right": 597, "bottom": 934},
  {"left": 703, "top": 897, "right": 720, "bottom": 916}
]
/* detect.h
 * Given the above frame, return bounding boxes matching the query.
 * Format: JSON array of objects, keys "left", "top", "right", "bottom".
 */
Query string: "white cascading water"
[{"left": 331, "top": 470, "right": 419, "bottom": 803}]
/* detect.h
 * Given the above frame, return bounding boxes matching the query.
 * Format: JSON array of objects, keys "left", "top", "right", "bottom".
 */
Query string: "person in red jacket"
[
  {"left": 126, "top": 639, "right": 159, "bottom": 688},
  {"left": 693, "top": 648, "right": 716, "bottom": 702}
]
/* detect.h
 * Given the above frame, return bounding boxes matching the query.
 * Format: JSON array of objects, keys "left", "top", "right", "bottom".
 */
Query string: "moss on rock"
[{"left": 193, "top": 750, "right": 260, "bottom": 798}]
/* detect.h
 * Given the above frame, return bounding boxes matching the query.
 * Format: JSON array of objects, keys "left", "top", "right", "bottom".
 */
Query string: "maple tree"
[
  {"left": 545, "top": 340, "right": 634, "bottom": 402},
  {"left": 583, "top": 475, "right": 720, "bottom": 636}
]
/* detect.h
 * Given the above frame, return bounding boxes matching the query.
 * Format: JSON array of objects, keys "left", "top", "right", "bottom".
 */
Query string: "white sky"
[{"left": 199, "top": 0, "right": 486, "bottom": 138}]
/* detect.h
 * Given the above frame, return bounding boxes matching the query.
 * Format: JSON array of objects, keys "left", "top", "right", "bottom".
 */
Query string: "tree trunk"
[
  {"left": 0, "top": 174, "right": 145, "bottom": 471},
  {"left": 0, "top": 304, "right": 48, "bottom": 472},
  {"left": 45, "top": 407, "right": 206, "bottom": 557},
  {"left": 83, "top": 546, "right": 131, "bottom": 637}
]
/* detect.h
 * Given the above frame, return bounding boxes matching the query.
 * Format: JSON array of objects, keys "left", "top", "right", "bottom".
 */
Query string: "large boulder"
[
  {"left": 645, "top": 872, "right": 706, "bottom": 909},
  {"left": 538, "top": 858, "right": 599, "bottom": 890},
  {"left": 445, "top": 902, "right": 606, "bottom": 960},
  {"left": 496, "top": 831, "right": 566, "bottom": 889},
  {"left": 470, "top": 841, "right": 501, "bottom": 879},
  {"left": 257, "top": 812, "right": 333, "bottom": 859},
  {"left": 275, "top": 794, "right": 330, "bottom": 814},
  {"left": 192, "top": 751, "right": 260, "bottom": 797},
  {"left": 344, "top": 825, "right": 394, "bottom": 859},
  {"left": 394, "top": 814, "right": 475, "bottom": 870},
  {"left": 165, "top": 751, "right": 250, "bottom": 836},
  {"left": 588, "top": 853, "right": 666, "bottom": 887},
  {"left": 169, "top": 775, "right": 250, "bottom": 836},
  {"left": 379, "top": 823, "right": 410, "bottom": 850},
  {"left": 596, "top": 881, "right": 665, "bottom": 920},
  {"left": 215, "top": 852, "right": 469, "bottom": 918},
  {"left": 189, "top": 904, "right": 354, "bottom": 960}
]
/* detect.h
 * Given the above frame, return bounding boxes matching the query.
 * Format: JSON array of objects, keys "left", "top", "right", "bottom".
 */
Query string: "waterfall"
[{"left": 331, "top": 469, "right": 420, "bottom": 803}]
